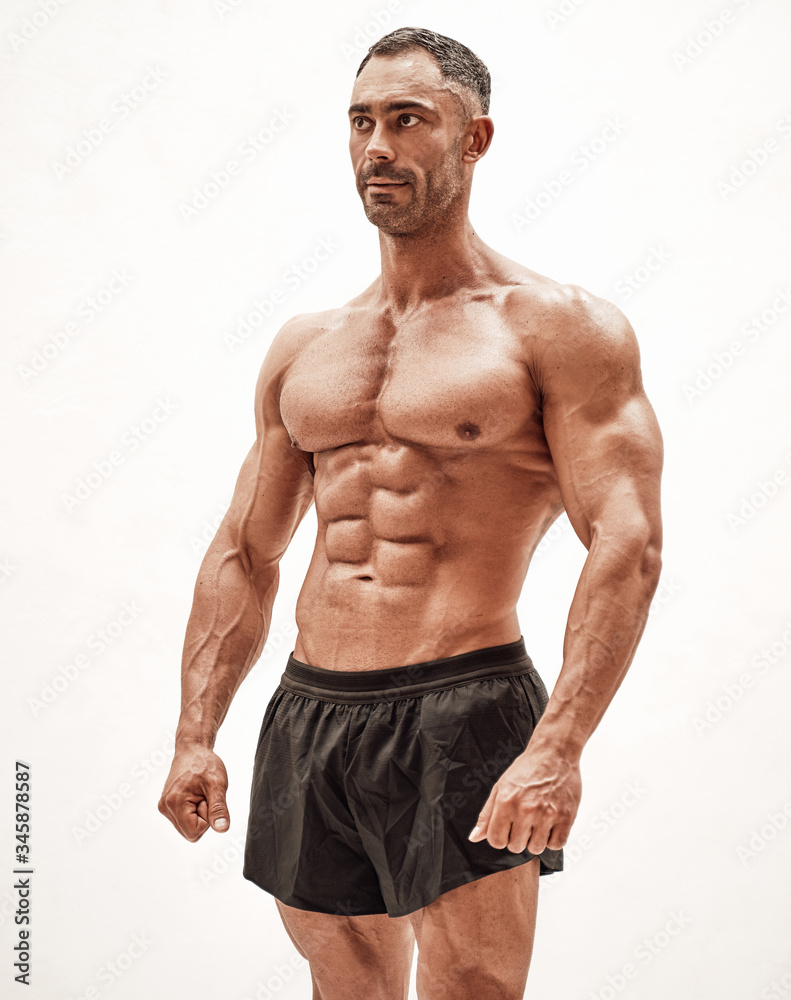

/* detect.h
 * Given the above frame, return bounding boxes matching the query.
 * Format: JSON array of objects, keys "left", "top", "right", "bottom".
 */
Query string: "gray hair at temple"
[{"left": 355, "top": 26, "right": 491, "bottom": 119}]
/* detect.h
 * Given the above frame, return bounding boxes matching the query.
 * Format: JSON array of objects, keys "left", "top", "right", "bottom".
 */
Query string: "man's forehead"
[{"left": 350, "top": 50, "right": 460, "bottom": 114}]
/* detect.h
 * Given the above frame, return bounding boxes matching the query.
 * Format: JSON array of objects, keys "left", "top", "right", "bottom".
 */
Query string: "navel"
[{"left": 456, "top": 422, "right": 481, "bottom": 440}]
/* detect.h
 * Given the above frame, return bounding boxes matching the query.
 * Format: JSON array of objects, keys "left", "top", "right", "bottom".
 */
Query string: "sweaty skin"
[
  {"left": 285, "top": 280, "right": 566, "bottom": 672},
  {"left": 158, "top": 43, "right": 662, "bottom": 998}
]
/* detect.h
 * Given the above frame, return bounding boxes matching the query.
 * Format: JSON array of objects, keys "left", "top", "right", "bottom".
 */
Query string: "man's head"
[{"left": 349, "top": 27, "right": 494, "bottom": 236}]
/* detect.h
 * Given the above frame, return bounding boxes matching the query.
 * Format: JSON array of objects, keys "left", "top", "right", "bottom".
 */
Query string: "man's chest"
[{"left": 279, "top": 306, "right": 542, "bottom": 453}]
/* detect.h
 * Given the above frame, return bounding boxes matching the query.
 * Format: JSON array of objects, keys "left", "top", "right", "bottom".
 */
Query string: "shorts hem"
[
  {"left": 385, "top": 853, "right": 561, "bottom": 918},
  {"left": 242, "top": 868, "right": 389, "bottom": 917}
]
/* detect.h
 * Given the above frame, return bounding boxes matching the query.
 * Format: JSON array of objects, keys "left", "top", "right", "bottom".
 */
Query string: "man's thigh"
[
  {"left": 274, "top": 898, "right": 415, "bottom": 1000},
  {"left": 408, "top": 858, "right": 540, "bottom": 1000}
]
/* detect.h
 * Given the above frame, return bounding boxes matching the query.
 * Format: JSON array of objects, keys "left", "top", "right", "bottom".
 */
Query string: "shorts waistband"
[{"left": 279, "top": 636, "right": 534, "bottom": 703}]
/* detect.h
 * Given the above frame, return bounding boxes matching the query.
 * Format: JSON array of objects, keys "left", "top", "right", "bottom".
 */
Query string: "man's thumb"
[
  {"left": 468, "top": 795, "right": 494, "bottom": 842},
  {"left": 208, "top": 791, "right": 230, "bottom": 832}
]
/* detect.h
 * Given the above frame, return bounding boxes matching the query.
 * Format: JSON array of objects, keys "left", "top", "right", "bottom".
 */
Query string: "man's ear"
[{"left": 462, "top": 116, "right": 495, "bottom": 163}]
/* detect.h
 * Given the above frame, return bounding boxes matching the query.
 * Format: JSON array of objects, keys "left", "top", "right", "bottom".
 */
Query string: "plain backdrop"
[{"left": 2, "top": 0, "right": 790, "bottom": 998}]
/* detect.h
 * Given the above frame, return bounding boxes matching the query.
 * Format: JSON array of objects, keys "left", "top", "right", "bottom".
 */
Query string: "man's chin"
[{"left": 361, "top": 202, "right": 422, "bottom": 235}]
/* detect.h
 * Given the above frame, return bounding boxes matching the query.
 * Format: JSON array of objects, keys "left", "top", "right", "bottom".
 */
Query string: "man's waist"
[{"left": 280, "top": 635, "right": 534, "bottom": 702}]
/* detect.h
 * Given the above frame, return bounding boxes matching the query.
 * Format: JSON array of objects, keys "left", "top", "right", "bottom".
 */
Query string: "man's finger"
[
  {"left": 504, "top": 814, "right": 533, "bottom": 854},
  {"left": 481, "top": 799, "right": 513, "bottom": 850},
  {"left": 519, "top": 807, "right": 550, "bottom": 854},
  {"left": 526, "top": 829, "right": 549, "bottom": 856},
  {"left": 468, "top": 788, "right": 497, "bottom": 841},
  {"left": 546, "top": 823, "right": 571, "bottom": 850},
  {"left": 176, "top": 794, "right": 209, "bottom": 841}
]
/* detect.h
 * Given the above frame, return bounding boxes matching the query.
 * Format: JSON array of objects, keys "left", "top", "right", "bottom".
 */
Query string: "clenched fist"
[{"left": 158, "top": 743, "right": 230, "bottom": 842}]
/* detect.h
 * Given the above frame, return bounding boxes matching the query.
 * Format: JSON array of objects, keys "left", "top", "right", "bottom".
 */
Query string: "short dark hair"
[{"left": 355, "top": 26, "right": 491, "bottom": 117}]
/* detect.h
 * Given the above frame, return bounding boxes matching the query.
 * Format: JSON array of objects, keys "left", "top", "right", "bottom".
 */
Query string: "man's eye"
[
  {"left": 352, "top": 117, "right": 369, "bottom": 129},
  {"left": 399, "top": 114, "right": 420, "bottom": 126}
]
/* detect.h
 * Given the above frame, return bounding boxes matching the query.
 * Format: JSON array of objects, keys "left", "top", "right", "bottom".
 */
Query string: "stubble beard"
[{"left": 358, "top": 138, "right": 466, "bottom": 237}]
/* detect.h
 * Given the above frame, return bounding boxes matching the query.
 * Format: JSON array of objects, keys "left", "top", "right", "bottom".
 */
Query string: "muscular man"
[{"left": 158, "top": 26, "right": 663, "bottom": 1000}]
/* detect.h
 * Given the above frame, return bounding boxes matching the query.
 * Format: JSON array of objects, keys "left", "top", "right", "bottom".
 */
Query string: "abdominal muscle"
[{"left": 291, "top": 437, "right": 561, "bottom": 672}]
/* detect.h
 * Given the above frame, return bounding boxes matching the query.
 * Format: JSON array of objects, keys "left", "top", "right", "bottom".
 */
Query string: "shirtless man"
[{"left": 158, "top": 26, "right": 663, "bottom": 1000}]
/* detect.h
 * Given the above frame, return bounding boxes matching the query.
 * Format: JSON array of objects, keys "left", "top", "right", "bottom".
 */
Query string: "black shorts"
[{"left": 242, "top": 635, "right": 563, "bottom": 918}]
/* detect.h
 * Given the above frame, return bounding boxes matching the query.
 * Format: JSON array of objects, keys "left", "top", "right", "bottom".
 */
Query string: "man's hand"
[
  {"left": 468, "top": 741, "right": 582, "bottom": 854},
  {"left": 158, "top": 744, "right": 230, "bottom": 842}
]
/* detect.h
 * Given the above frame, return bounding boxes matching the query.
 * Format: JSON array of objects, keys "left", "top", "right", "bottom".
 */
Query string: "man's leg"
[
  {"left": 407, "top": 858, "right": 540, "bottom": 1000},
  {"left": 275, "top": 899, "right": 416, "bottom": 1000}
]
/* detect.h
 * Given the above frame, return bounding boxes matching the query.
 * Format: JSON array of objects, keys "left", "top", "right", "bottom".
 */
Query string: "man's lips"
[{"left": 366, "top": 178, "right": 407, "bottom": 186}]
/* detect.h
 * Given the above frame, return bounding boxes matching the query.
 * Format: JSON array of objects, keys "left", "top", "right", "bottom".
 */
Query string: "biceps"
[
  {"left": 546, "top": 395, "right": 663, "bottom": 547},
  {"left": 221, "top": 427, "right": 315, "bottom": 573}
]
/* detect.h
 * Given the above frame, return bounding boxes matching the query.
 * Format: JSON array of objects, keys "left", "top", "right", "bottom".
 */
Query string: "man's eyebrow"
[{"left": 347, "top": 99, "right": 438, "bottom": 116}]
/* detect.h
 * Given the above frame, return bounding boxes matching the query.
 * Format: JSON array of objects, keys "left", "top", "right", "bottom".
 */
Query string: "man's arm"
[
  {"left": 469, "top": 287, "right": 663, "bottom": 854},
  {"left": 158, "top": 316, "right": 315, "bottom": 842}
]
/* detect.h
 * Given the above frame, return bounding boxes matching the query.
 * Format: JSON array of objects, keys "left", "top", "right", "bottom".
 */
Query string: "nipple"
[{"left": 456, "top": 422, "right": 481, "bottom": 440}]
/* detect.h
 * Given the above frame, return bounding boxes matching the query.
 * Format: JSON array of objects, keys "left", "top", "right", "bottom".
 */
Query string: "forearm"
[
  {"left": 175, "top": 529, "right": 278, "bottom": 750},
  {"left": 531, "top": 533, "right": 662, "bottom": 759}
]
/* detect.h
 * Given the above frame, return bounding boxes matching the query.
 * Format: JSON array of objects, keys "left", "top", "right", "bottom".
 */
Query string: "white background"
[{"left": 2, "top": 0, "right": 790, "bottom": 998}]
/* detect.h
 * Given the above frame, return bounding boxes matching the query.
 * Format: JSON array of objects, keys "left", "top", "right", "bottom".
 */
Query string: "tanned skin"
[{"left": 159, "top": 47, "right": 663, "bottom": 1000}]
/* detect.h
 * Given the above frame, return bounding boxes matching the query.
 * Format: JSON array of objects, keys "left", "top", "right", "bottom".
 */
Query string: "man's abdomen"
[{"left": 292, "top": 440, "right": 562, "bottom": 671}]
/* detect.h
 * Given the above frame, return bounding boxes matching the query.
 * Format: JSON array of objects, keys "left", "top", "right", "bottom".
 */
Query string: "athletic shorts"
[{"left": 242, "top": 635, "right": 563, "bottom": 918}]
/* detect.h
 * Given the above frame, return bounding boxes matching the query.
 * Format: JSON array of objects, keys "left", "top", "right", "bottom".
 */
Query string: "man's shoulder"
[
  {"left": 501, "top": 273, "right": 640, "bottom": 371},
  {"left": 267, "top": 285, "right": 377, "bottom": 359},
  {"left": 263, "top": 305, "right": 348, "bottom": 367},
  {"left": 268, "top": 308, "right": 335, "bottom": 349}
]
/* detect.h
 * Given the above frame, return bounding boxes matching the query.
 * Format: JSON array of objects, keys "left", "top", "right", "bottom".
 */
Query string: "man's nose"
[{"left": 365, "top": 124, "right": 394, "bottom": 160}]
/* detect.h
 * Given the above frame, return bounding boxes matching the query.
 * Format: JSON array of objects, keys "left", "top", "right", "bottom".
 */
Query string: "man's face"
[{"left": 348, "top": 49, "right": 472, "bottom": 235}]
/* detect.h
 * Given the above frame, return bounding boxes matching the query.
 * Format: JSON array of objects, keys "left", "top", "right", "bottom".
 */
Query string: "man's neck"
[{"left": 375, "top": 215, "right": 493, "bottom": 316}]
